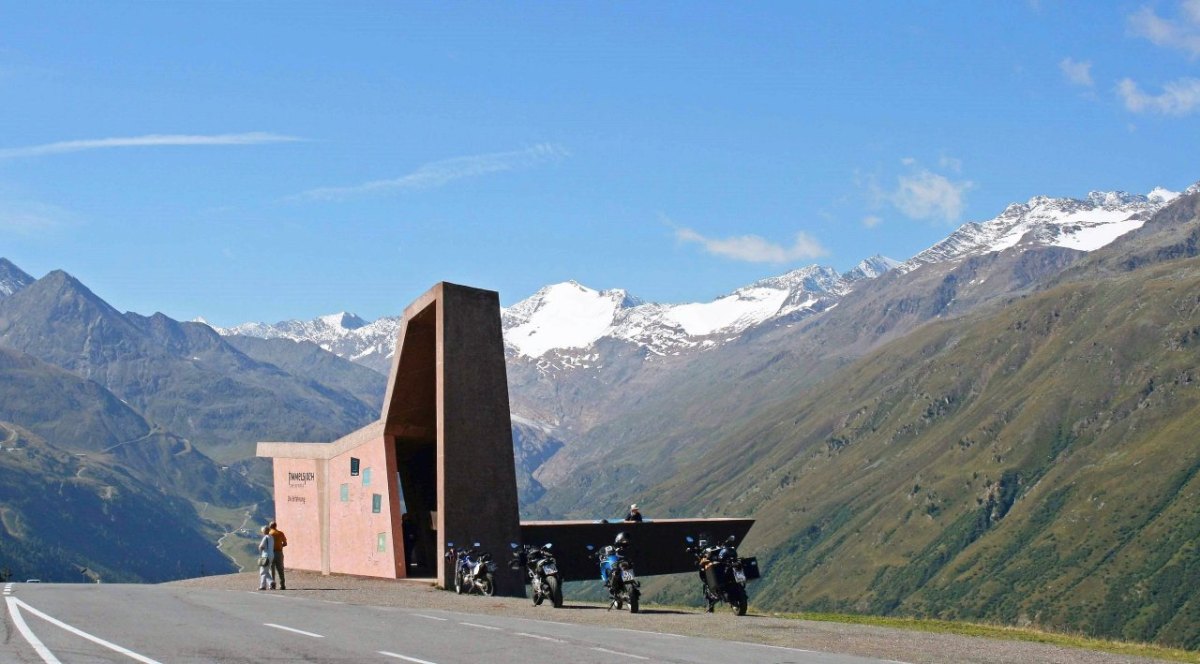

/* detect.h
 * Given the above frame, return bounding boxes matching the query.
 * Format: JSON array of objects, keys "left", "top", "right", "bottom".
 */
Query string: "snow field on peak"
[
  {"left": 217, "top": 182, "right": 1200, "bottom": 366},
  {"left": 663, "top": 287, "right": 791, "bottom": 337},
  {"left": 899, "top": 185, "right": 1186, "bottom": 274},
  {"left": 504, "top": 282, "right": 624, "bottom": 358}
]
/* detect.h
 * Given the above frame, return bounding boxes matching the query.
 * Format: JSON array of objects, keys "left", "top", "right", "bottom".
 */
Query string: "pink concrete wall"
[
  {"left": 271, "top": 458, "right": 323, "bottom": 573},
  {"left": 327, "top": 435, "right": 404, "bottom": 578}
]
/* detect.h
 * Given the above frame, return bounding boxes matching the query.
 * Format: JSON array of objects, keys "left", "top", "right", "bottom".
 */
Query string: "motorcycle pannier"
[
  {"left": 742, "top": 557, "right": 761, "bottom": 581},
  {"left": 704, "top": 566, "right": 721, "bottom": 589}
]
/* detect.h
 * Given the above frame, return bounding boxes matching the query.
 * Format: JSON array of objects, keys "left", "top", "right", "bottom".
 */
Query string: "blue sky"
[{"left": 2, "top": 1, "right": 1199, "bottom": 325}]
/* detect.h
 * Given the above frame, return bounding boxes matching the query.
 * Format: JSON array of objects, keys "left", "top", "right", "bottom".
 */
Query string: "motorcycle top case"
[{"left": 742, "top": 557, "right": 761, "bottom": 581}]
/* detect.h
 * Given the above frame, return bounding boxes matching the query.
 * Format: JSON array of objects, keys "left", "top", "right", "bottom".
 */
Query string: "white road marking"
[
  {"left": 7, "top": 596, "right": 163, "bottom": 664},
  {"left": 413, "top": 614, "right": 449, "bottom": 621},
  {"left": 379, "top": 652, "right": 441, "bottom": 664},
  {"left": 613, "top": 627, "right": 684, "bottom": 638},
  {"left": 591, "top": 646, "right": 650, "bottom": 660},
  {"left": 745, "top": 642, "right": 814, "bottom": 653},
  {"left": 6, "top": 598, "right": 62, "bottom": 664},
  {"left": 512, "top": 617, "right": 574, "bottom": 627},
  {"left": 458, "top": 621, "right": 501, "bottom": 630},
  {"left": 514, "top": 632, "right": 564, "bottom": 643},
  {"left": 264, "top": 623, "right": 324, "bottom": 638}
]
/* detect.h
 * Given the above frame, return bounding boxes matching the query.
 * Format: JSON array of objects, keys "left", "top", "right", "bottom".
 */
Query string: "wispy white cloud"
[
  {"left": 1059, "top": 57, "right": 1094, "bottom": 87},
  {"left": 938, "top": 155, "right": 963, "bottom": 173},
  {"left": 1129, "top": 1, "right": 1200, "bottom": 58},
  {"left": 885, "top": 163, "right": 974, "bottom": 223},
  {"left": 0, "top": 132, "right": 303, "bottom": 159},
  {"left": 674, "top": 226, "right": 827, "bottom": 263},
  {"left": 298, "top": 143, "right": 568, "bottom": 201},
  {"left": 1117, "top": 77, "right": 1200, "bottom": 114},
  {"left": 862, "top": 215, "right": 883, "bottom": 229}
]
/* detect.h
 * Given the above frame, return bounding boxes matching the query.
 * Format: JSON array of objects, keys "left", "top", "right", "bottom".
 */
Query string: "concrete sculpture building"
[{"left": 258, "top": 282, "right": 752, "bottom": 596}]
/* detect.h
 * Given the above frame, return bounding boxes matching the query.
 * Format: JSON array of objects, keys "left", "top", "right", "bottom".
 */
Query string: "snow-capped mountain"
[
  {"left": 0, "top": 258, "right": 35, "bottom": 299},
  {"left": 213, "top": 182, "right": 1198, "bottom": 374},
  {"left": 898, "top": 186, "right": 1185, "bottom": 274},
  {"left": 216, "top": 260, "right": 881, "bottom": 373},
  {"left": 217, "top": 311, "right": 402, "bottom": 373},
  {"left": 503, "top": 263, "right": 851, "bottom": 363},
  {"left": 843, "top": 255, "right": 903, "bottom": 283}
]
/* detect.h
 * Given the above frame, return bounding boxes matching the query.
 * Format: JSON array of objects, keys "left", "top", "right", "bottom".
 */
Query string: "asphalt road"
[{"left": 1, "top": 581, "right": 901, "bottom": 664}]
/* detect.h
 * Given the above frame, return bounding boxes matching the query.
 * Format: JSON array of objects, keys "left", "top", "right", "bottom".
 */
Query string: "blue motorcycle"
[{"left": 588, "top": 534, "right": 640, "bottom": 613}]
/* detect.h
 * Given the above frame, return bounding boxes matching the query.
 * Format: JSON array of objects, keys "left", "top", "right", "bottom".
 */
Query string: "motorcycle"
[
  {"left": 588, "top": 543, "right": 640, "bottom": 613},
  {"left": 445, "top": 541, "right": 497, "bottom": 596},
  {"left": 686, "top": 535, "right": 752, "bottom": 616},
  {"left": 510, "top": 542, "right": 564, "bottom": 608}
]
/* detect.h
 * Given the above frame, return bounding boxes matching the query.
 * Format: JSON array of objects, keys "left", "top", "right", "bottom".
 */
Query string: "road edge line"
[
  {"left": 5, "top": 597, "right": 63, "bottom": 664},
  {"left": 9, "top": 596, "right": 162, "bottom": 664}
]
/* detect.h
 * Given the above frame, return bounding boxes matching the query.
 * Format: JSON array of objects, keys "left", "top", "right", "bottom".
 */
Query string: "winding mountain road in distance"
[{"left": 2, "top": 582, "right": 894, "bottom": 664}]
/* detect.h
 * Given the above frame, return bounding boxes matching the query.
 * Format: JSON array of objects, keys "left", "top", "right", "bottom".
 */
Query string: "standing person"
[
  {"left": 624, "top": 503, "right": 643, "bottom": 522},
  {"left": 268, "top": 520, "right": 287, "bottom": 590},
  {"left": 257, "top": 526, "right": 275, "bottom": 591}
]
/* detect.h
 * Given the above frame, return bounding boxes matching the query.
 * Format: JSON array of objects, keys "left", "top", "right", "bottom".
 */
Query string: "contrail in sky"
[
  {"left": 0, "top": 132, "right": 303, "bottom": 159},
  {"left": 298, "top": 143, "right": 568, "bottom": 201}
]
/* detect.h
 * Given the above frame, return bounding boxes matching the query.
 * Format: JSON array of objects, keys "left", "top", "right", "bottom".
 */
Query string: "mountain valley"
[{"left": 3, "top": 182, "right": 1200, "bottom": 646}]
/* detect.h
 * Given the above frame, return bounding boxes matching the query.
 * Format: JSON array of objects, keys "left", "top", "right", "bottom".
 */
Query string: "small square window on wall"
[
  {"left": 350, "top": 457, "right": 360, "bottom": 477},
  {"left": 372, "top": 494, "right": 382, "bottom": 513},
  {"left": 363, "top": 467, "right": 372, "bottom": 486},
  {"left": 377, "top": 533, "right": 387, "bottom": 552},
  {"left": 340, "top": 483, "right": 349, "bottom": 502}
]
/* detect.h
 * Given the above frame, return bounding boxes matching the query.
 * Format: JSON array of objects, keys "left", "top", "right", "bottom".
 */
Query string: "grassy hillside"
[
  {"left": 0, "top": 422, "right": 236, "bottom": 582},
  {"left": 641, "top": 255, "right": 1200, "bottom": 647}
]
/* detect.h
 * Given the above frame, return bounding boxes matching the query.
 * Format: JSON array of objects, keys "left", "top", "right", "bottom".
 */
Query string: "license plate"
[
  {"left": 621, "top": 570, "right": 635, "bottom": 582},
  {"left": 734, "top": 570, "right": 746, "bottom": 583},
  {"left": 541, "top": 564, "right": 558, "bottom": 575}
]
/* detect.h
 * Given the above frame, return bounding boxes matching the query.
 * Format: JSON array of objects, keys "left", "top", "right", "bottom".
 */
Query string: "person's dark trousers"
[{"left": 271, "top": 552, "right": 285, "bottom": 589}]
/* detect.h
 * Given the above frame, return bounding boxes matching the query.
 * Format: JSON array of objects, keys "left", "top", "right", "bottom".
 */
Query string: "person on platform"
[
  {"left": 268, "top": 520, "right": 287, "bottom": 590},
  {"left": 257, "top": 526, "right": 275, "bottom": 591},
  {"left": 624, "top": 503, "right": 643, "bottom": 522}
]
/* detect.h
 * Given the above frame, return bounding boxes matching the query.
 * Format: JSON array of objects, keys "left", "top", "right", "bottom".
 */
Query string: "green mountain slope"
[
  {"left": 0, "top": 346, "right": 261, "bottom": 506},
  {"left": 0, "top": 421, "right": 236, "bottom": 582},
  {"left": 640, "top": 251, "right": 1200, "bottom": 646},
  {"left": 531, "top": 243, "right": 1089, "bottom": 518}
]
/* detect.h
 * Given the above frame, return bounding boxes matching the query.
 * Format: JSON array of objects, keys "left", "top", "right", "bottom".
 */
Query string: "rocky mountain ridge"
[
  {"left": 0, "top": 258, "right": 35, "bottom": 299},
  {"left": 218, "top": 184, "right": 1191, "bottom": 376}
]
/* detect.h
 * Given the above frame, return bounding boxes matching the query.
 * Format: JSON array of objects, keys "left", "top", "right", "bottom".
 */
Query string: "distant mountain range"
[
  {"left": 4, "top": 180, "right": 1200, "bottom": 646},
  {"left": 0, "top": 259, "right": 386, "bottom": 582},
  {"left": 217, "top": 184, "right": 1195, "bottom": 494},
  {"left": 219, "top": 185, "right": 1191, "bottom": 376},
  {"left": 208, "top": 182, "right": 1200, "bottom": 647}
]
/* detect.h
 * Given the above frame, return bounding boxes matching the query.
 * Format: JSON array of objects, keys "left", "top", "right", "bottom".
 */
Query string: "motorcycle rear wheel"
[
  {"left": 728, "top": 585, "right": 748, "bottom": 616},
  {"left": 628, "top": 589, "right": 640, "bottom": 614},
  {"left": 454, "top": 572, "right": 464, "bottom": 595},
  {"left": 547, "top": 576, "right": 563, "bottom": 608},
  {"left": 480, "top": 573, "right": 494, "bottom": 596},
  {"left": 532, "top": 584, "right": 543, "bottom": 606}
]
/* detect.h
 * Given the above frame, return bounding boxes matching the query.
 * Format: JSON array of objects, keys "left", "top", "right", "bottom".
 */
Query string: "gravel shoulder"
[{"left": 167, "top": 571, "right": 1172, "bottom": 664}]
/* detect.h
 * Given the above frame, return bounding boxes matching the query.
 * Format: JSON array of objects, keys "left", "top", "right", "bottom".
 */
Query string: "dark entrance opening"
[
  {"left": 384, "top": 303, "right": 438, "bottom": 579},
  {"left": 396, "top": 442, "right": 436, "bottom": 577}
]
